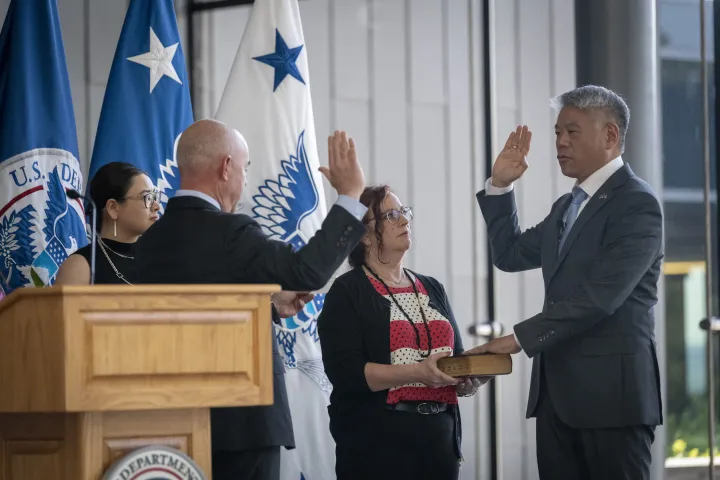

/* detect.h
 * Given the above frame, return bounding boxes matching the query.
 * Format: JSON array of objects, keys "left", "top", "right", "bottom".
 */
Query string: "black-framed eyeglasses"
[
  {"left": 125, "top": 189, "right": 165, "bottom": 209},
  {"left": 369, "top": 206, "right": 413, "bottom": 224}
]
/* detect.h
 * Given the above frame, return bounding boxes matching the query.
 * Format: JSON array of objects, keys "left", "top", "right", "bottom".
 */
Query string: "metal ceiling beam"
[{"left": 189, "top": 0, "right": 254, "bottom": 13}]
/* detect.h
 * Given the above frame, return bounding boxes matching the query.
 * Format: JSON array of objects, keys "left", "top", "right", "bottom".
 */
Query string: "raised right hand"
[
  {"left": 491, "top": 125, "right": 532, "bottom": 188},
  {"left": 414, "top": 352, "right": 459, "bottom": 388},
  {"left": 318, "top": 130, "right": 365, "bottom": 200}
]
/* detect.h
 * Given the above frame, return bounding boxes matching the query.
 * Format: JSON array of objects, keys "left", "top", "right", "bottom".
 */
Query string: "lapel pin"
[{"left": 599, "top": 193, "right": 607, "bottom": 200}]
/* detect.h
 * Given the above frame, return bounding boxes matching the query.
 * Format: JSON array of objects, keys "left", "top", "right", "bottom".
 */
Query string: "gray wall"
[
  {"left": 490, "top": 0, "right": 576, "bottom": 478},
  {"left": 0, "top": 1, "right": 576, "bottom": 478}
]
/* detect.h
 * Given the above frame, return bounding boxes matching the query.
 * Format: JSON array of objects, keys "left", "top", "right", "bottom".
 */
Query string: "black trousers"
[
  {"left": 212, "top": 447, "right": 281, "bottom": 480},
  {"left": 535, "top": 387, "right": 655, "bottom": 480},
  {"left": 335, "top": 407, "right": 460, "bottom": 480}
]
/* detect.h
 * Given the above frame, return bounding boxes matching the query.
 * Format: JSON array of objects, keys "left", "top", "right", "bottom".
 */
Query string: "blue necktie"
[{"left": 558, "top": 186, "right": 589, "bottom": 253}]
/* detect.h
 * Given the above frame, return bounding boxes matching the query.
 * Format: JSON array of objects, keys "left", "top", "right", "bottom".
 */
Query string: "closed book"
[{"left": 436, "top": 353, "right": 513, "bottom": 377}]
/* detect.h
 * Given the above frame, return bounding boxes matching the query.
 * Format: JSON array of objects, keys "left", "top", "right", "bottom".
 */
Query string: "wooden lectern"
[{"left": 0, "top": 284, "right": 280, "bottom": 480}]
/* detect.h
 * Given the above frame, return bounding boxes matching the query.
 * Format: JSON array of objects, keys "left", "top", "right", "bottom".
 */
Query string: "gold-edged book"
[{"left": 437, "top": 353, "right": 513, "bottom": 378}]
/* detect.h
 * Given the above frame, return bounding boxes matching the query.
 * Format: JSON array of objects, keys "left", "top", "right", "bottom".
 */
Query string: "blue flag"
[
  {"left": 0, "top": 0, "right": 88, "bottom": 294},
  {"left": 89, "top": 0, "right": 193, "bottom": 211}
]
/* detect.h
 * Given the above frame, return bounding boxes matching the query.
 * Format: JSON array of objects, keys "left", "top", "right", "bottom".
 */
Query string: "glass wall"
[{"left": 659, "top": 0, "right": 719, "bottom": 472}]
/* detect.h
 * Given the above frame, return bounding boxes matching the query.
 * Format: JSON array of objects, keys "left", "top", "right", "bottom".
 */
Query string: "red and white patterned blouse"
[{"left": 367, "top": 273, "right": 459, "bottom": 405}]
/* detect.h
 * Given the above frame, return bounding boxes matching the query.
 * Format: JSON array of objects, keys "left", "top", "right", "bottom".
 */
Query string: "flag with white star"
[
  {"left": 215, "top": 1, "right": 335, "bottom": 479},
  {"left": 88, "top": 0, "right": 193, "bottom": 212}
]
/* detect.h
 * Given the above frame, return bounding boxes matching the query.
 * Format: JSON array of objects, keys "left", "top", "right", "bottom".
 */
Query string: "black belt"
[{"left": 387, "top": 401, "right": 449, "bottom": 415}]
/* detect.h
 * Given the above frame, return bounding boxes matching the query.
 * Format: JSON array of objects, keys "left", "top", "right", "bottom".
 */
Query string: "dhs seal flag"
[
  {"left": 215, "top": 0, "right": 337, "bottom": 478},
  {"left": 102, "top": 445, "right": 206, "bottom": 480},
  {"left": 0, "top": 0, "right": 88, "bottom": 293}
]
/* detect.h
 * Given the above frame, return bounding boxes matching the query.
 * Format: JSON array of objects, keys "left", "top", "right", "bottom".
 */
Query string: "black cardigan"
[{"left": 317, "top": 266, "right": 465, "bottom": 457}]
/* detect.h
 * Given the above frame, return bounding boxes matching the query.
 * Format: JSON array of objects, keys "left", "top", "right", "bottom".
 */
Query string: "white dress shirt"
[
  {"left": 175, "top": 189, "right": 221, "bottom": 209},
  {"left": 484, "top": 156, "right": 624, "bottom": 350}
]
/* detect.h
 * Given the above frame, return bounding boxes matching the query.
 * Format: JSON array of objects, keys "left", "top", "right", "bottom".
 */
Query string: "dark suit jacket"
[
  {"left": 134, "top": 195, "right": 364, "bottom": 452},
  {"left": 477, "top": 164, "right": 663, "bottom": 429}
]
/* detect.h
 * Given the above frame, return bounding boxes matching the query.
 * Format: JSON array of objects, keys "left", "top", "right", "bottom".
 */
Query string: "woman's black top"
[
  {"left": 317, "top": 266, "right": 465, "bottom": 458},
  {"left": 73, "top": 238, "right": 136, "bottom": 284}
]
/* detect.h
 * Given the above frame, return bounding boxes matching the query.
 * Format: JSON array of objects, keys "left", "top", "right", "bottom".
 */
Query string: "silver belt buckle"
[{"left": 417, "top": 402, "right": 440, "bottom": 415}]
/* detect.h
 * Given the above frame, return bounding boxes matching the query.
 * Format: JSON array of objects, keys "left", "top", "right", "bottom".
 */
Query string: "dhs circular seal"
[{"left": 102, "top": 445, "right": 207, "bottom": 480}]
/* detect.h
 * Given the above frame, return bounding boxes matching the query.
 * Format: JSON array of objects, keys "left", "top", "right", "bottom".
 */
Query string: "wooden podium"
[{"left": 0, "top": 284, "right": 280, "bottom": 480}]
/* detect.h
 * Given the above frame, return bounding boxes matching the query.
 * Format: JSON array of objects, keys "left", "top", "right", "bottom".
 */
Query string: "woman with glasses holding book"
[
  {"left": 317, "top": 185, "right": 489, "bottom": 480},
  {"left": 55, "top": 162, "right": 161, "bottom": 285}
]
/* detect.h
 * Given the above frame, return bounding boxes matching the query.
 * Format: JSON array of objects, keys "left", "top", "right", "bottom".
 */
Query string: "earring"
[{"left": 113, "top": 220, "right": 117, "bottom": 237}]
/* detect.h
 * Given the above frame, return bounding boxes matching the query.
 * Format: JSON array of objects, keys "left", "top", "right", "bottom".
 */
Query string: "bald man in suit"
[{"left": 135, "top": 119, "right": 368, "bottom": 480}]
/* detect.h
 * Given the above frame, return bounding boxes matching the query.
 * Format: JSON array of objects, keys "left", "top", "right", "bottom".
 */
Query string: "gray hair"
[{"left": 550, "top": 85, "right": 630, "bottom": 152}]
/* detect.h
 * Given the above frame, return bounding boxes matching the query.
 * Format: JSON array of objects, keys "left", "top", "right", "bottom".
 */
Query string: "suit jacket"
[
  {"left": 477, "top": 164, "right": 663, "bottom": 429},
  {"left": 134, "top": 195, "right": 364, "bottom": 452}
]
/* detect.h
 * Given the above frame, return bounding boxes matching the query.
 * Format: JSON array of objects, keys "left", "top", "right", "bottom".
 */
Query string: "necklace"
[
  {"left": 98, "top": 237, "right": 134, "bottom": 259},
  {"left": 365, "top": 264, "right": 432, "bottom": 358},
  {"left": 366, "top": 263, "right": 406, "bottom": 285},
  {"left": 97, "top": 239, "right": 132, "bottom": 285},
  {"left": 379, "top": 272, "right": 406, "bottom": 286}
]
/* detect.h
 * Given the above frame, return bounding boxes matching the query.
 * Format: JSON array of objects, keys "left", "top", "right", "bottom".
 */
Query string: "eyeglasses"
[
  {"left": 371, "top": 206, "right": 414, "bottom": 224},
  {"left": 125, "top": 189, "right": 165, "bottom": 209}
]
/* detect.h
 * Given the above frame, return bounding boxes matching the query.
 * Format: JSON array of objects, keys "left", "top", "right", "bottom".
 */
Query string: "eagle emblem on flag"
[{"left": 251, "top": 131, "right": 331, "bottom": 392}]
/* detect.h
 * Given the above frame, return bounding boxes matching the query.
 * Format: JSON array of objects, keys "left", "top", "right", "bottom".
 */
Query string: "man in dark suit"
[
  {"left": 135, "top": 119, "right": 367, "bottom": 480},
  {"left": 467, "top": 85, "right": 663, "bottom": 479}
]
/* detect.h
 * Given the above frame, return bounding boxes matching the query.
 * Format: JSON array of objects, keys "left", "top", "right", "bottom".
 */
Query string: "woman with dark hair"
[
  {"left": 55, "top": 162, "right": 161, "bottom": 285},
  {"left": 317, "top": 185, "right": 489, "bottom": 480}
]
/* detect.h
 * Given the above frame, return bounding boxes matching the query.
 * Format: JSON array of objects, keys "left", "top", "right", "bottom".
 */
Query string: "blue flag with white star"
[
  {"left": 215, "top": 1, "right": 335, "bottom": 478},
  {"left": 88, "top": 0, "right": 193, "bottom": 211},
  {"left": 0, "top": 0, "right": 88, "bottom": 294}
]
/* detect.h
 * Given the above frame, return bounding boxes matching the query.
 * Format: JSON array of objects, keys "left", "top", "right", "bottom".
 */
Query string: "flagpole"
[
  {"left": 700, "top": 0, "right": 716, "bottom": 475},
  {"left": 186, "top": 0, "right": 196, "bottom": 108}
]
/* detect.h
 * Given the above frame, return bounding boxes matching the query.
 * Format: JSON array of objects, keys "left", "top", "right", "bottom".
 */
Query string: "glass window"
[{"left": 660, "top": 0, "right": 720, "bottom": 472}]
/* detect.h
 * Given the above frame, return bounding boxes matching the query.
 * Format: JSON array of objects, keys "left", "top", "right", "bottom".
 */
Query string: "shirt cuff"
[
  {"left": 485, "top": 178, "right": 514, "bottom": 195},
  {"left": 513, "top": 332, "right": 523, "bottom": 351},
  {"left": 335, "top": 194, "right": 368, "bottom": 221}
]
